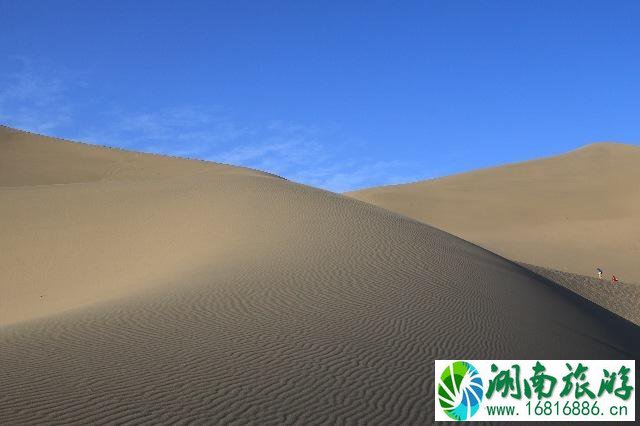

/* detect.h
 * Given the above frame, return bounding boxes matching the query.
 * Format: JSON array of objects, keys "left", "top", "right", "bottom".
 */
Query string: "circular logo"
[{"left": 438, "top": 361, "right": 484, "bottom": 421}]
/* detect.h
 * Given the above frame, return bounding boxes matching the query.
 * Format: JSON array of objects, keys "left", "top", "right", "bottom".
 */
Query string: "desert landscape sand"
[
  {"left": 1, "top": 126, "right": 639, "bottom": 423},
  {"left": 350, "top": 143, "right": 640, "bottom": 284}
]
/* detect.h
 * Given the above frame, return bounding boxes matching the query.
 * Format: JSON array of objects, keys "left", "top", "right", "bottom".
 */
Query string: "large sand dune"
[
  {"left": 1, "top": 127, "right": 638, "bottom": 424},
  {"left": 1, "top": 125, "right": 273, "bottom": 325},
  {"left": 349, "top": 143, "right": 640, "bottom": 284}
]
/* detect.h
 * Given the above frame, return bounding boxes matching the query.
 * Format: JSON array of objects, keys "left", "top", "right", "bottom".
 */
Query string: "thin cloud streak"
[
  {"left": 0, "top": 58, "right": 73, "bottom": 133},
  {"left": 0, "top": 62, "right": 427, "bottom": 192}
]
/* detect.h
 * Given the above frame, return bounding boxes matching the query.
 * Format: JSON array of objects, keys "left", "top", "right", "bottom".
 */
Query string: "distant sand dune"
[
  {"left": 349, "top": 142, "right": 640, "bottom": 284},
  {"left": 1, "top": 127, "right": 638, "bottom": 423}
]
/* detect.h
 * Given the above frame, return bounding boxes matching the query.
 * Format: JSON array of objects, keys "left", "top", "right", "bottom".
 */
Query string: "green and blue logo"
[{"left": 438, "top": 361, "right": 484, "bottom": 421}]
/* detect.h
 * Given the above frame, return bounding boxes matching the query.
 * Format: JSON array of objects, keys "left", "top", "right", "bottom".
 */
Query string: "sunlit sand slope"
[
  {"left": 520, "top": 263, "right": 640, "bottom": 326},
  {"left": 1, "top": 125, "right": 273, "bottom": 324},
  {"left": 349, "top": 143, "right": 640, "bottom": 283},
  {"left": 1, "top": 127, "right": 638, "bottom": 424}
]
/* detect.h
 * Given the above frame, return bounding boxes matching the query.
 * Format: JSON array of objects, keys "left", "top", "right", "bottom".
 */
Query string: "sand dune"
[
  {"left": 1, "top": 125, "right": 274, "bottom": 325},
  {"left": 1, "top": 127, "right": 639, "bottom": 424},
  {"left": 349, "top": 143, "right": 640, "bottom": 284}
]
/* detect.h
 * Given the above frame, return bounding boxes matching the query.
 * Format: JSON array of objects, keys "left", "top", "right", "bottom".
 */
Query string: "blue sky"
[{"left": 1, "top": 1, "right": 639, "bottom": 191}]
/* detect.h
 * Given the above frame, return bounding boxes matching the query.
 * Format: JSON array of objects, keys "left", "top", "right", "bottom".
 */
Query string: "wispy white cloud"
[
  {"left": 214, "top": 122, "right": 326, "bottom": 173},
  {"left": 75, "top": 106, "right": 252, "bottom": 158},
  {"left": 214, "top": 126, "right": 415, "bottom": 192},
  {"left": 0, "top": 57, "right": 73, "bottom": 133},
  {"left": 290, "top": 160, "right": 408, "bottom": 193},
  {"left": 0, "top": 60, "right": 422, "bottom": 192}
]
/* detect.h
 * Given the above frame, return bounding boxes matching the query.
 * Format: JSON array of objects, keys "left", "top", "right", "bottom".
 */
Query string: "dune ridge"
[{"left": 1, "top": 127, "right": 639, "bottom": 423}]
